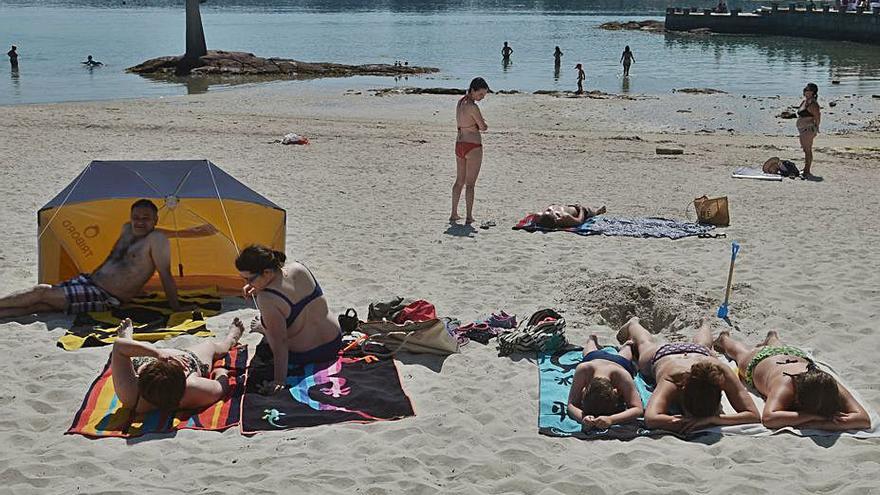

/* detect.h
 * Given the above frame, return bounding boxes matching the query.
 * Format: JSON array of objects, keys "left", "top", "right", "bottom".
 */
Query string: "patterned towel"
[
  {"left": 513, "top": 215, "right": 715, "bottom": 240},
  {"left": 241, "top": 342, "right": 415, "bottom": 433},
  {"left": 66, "top": 345, "right": 247, "bottom": 438},
  {"left": 538, "top": 349, "right": 657, "bottom": 440},
  {"left": 58, "top": 289, "right": 221, "bottom": 351}
]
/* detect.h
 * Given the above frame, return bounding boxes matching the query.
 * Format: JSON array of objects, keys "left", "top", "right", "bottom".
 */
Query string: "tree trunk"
[{"left": 184, "top": 0, "right": 207, "bottom": 62}]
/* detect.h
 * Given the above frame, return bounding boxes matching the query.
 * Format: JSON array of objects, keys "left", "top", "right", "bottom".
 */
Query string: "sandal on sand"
[
  {"left": 487, "top": 311, "right": 516, "bottom": 328},
  {"left": 480, "top": 220, "right": 497, "bottom": 230}
]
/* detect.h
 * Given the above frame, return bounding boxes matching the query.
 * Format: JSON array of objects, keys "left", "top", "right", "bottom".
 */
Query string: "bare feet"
[
  {"left": 250, "top": 316, "right": 266, "bottom": 335},
  {"left": 759, "top": 330, "right": 780, "bottom": 347},
  {"left": 597, "top": 205, "right": 607, "bottom": 215},
  {"left": 116, "top": 318, "right": 134, "bottom": 339},
  {"left": 229, "top": 317, "right": 246, "bottom": 345},
  {"left": 698, "top": 315, "right": 711, "bottom": 330},
  {"left": 449, "top": 214, "right": 461, "bottom": 224},
  {"left": 587, "top": 333, "right": 600, "bottom": 350},
  {"left": 465, "top": 217, "right": 476, "bottom": 225},
  {"left": 713, "top": 330, "right": 730, "bottom": 353},
  {"left": 616, "top": 316, "right": 639, "bottom": 343}
]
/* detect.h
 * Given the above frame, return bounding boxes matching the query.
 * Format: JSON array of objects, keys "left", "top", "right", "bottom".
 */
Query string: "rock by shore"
[
  {"left": 128, "top": 50, "right": 439, "bottom": 78},
  {"left": 599, "top": 20, "right": 665, "bottom": 32}
]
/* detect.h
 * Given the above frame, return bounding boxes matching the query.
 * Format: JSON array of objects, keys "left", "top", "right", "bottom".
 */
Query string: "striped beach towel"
[
  {"left": 58, "top": 289, "right": 221, "bottom": 351},
  {"left": 66, "top": 345, "right": 247, "bottom": 438},
  {"left": 514, "top": 214, "right": 715, "bottom": 240}
]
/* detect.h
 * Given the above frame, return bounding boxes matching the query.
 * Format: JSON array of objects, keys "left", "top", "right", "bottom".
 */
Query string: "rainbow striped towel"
[{"left": 66, "top": 345, "right": 247, "bottom": 438}]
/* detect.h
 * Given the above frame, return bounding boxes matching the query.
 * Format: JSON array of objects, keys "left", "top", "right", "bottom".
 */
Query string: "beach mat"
[
  {"left": 514, "top": 215, "right": 715, "bottom": 240},
  {"left": 66, "top": 345, "right": 248, "bottom": 438},
  {"left": 58, "top": 289, "right": 221, "bottom": 351},
  {"left": 732, "top": 167, "right": 783, "bottom": 181},
  {"left": 538, "top": 349, "right": 657, "bottom": 440},
  {"left": 241, "top": 342, "right": 415, "bottom": 433}
]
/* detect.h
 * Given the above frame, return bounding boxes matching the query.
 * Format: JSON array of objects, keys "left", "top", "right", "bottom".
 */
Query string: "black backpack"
[{"left": 779, "top": 160, "right": 800, "bottom": 178}]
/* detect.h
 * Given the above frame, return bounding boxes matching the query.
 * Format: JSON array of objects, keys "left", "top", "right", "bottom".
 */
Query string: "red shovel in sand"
[{"left": 717, "top": 241, "right": 741, "bottom": 319}]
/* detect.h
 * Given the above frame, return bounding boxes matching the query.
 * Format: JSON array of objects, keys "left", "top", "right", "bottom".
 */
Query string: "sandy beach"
[{"left": 1, "top": 82, "right": 879, "bottom": 494}]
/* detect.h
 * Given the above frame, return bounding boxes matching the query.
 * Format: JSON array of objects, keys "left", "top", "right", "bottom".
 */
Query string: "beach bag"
[
  {"left": 368, "top": 297, "right": 412, "bottom": 322},
  {"left": 779, "top": 160, "right": 800, "bottom": 178},
  {"left": 359, "top": 318, "right": 460, "bottom": 356},
  {"left": 338, "top": 308, "right": 361, "bottom": 335},
  {"left": 496, "top": 309, "right": 567, "bottom": 356},
  {"left": 693, "top": 195, "right": 729, "bottom": 227},
  {"left": 393, "top": 300, "right": 437, "bottom": 324}
]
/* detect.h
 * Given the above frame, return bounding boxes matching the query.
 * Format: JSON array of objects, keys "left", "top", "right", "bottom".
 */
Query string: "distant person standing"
[
  {"left": 82, "top": 55, "right": 103, "bottom": 67},
  {"left": 620, "top": 46, "right": 635, "bottom": 77},
  {"left": 553, "top": 46, "right": 563, "bottom": 65},
  {"left": 501, "top": 42, "right": 513, "bottom": 61},
  {"left": 452, "top": 77, "right": 490, "bottom": 225},
  {"left": 8, "top": 45, "right": 18, "bottom": 68},
  {"left": 796, "top": 82, "right": 821, "bottom": 180},
  {"left": 575, "top": 63, "right": 585, "bottom": 94}
]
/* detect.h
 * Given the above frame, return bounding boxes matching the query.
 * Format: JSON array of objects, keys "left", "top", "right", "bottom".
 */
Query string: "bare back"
[
  {"left": 456, "top": 97, "right": 485, "bottom": 144},
  {"left": 256, "top": 262, "right": 340, "bottom": 353},
  {"left": 91, "top": 224, "right": 166, "bottom": 301}
]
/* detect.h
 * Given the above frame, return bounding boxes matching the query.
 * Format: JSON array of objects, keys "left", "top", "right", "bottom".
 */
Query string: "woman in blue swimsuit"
[
  {"left": 567, "top": 334, "right": 644, "bottom": 430},
  {"left": 236, "top": 245, "right": 342, "bottom": 395}
]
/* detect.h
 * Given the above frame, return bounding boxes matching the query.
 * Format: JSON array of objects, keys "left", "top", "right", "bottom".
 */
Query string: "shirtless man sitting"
[
  {"left": 535, "top": 203, "right": 606, "bottom": 229},
  {"left": 0, "top": 199, "right": 216, "bottom": 319}
]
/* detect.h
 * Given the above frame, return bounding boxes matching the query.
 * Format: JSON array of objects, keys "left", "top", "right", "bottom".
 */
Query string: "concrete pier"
[{"left": 665, "top": 5, "right": 880, "bottom": 45}]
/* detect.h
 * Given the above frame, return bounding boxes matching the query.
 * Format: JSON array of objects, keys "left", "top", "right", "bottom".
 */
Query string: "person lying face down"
[
  {"left": 535, "top": 204, "right": 606, "bottom": 229},
  {"left": 715, "top": 330, "right": 870, "bottom": 431},
  {"left": 110, "top": 317, "right": 244, "bottom": 413},
  {"left": 567, "top": 334, "right": 644, "bottom": 430},
  {"left": 619, "top": 316, "right": 760, "bottom": 434}
]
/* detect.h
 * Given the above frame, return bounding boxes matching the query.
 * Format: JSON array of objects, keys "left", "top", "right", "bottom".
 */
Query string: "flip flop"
[{"left": 480, "top": 220, "right": 497, "bottom": 230}]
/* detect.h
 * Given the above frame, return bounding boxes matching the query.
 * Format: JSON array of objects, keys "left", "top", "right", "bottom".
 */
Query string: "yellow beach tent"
[{"left": 38, "top": 160, "right": 285, "bottom": 295}]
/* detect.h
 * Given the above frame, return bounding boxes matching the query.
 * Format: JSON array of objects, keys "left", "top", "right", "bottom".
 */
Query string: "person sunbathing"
[
  {"left": 617, "top": 316, "right": 759, "bottom": 433},
  {"left": 714, "top": 330, "right": 870, "bottom": 430},
  {"left": 567, "top": 334, "right": 644, "bottom": 429},
  {"left": 535, "top": 204, "right": 606, "bottom": 229},
  {"left": 111, "top": 317, "right": 244, "bottom": 412},
  {"left": 0, "top": 199, "right": 218, "bottom": 319},
  {"left": 235, "top": 244, "right": 342, "bottom": 395}
]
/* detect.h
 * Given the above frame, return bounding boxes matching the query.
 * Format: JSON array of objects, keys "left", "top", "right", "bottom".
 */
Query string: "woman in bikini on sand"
[
  {"left": 452, "top": 77, "right": 490, "bottom": 225},
  {"left": 714, "top": 330, "right": 870, "bottom": 430},
  {"left": 617, "top": 316, "right": 759, "bottom": 434}
]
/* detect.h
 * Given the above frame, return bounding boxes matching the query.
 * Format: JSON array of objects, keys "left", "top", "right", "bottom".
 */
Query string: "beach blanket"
[
  {"left": 539, "top": 349, "right": 880, "bottom": 439},
  {"left": 58, "top": 289, "right": 221, "bottom": 351},
  {"left": 731, "top": 167, "right": 783, "bottom": 181},
  {"left": 538, "top": 349, "right": 656, "bottom": 439},
  {"left": 240, "top": 342, "right": 415, "bottom": 433},
  {"left": 513, "top": 215, "right": 715, "bottom": 240},
  {"left": 66, "top": 345, "right": 247, "bottom": 438}
]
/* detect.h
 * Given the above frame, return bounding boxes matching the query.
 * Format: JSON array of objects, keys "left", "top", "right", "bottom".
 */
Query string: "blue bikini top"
[{"left": 262, "top": 268, "right": 324, "bottom": 328}]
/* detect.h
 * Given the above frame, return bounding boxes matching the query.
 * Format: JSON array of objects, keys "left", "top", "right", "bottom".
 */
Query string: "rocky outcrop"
[
  {"left": 128, "top": 50, "right": 439, "bottom": 78},
  {"left": 599, "top": 20, "right": 665, "bottom": 32}
]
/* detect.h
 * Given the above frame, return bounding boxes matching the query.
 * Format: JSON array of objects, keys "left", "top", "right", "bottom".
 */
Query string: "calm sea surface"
[{"left": 2, "top": 0, "right": 880, "bottom": 105}]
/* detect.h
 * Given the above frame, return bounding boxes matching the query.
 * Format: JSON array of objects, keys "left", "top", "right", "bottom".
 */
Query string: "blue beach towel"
[
  {"left": 538, "top": 349, "right": 657, "bottom": 440},
  {"left": 514, "top": 215, "right": 715, "bottom": 240}
]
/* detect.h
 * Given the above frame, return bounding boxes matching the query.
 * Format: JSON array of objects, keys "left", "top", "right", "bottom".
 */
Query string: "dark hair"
[
  {"left": 805, "top": 82, "right": 819, "bottom": 96},
  {"left": 468, "top": 77, "right": 490, "bottom": 94},
  {"left": 138, "top": 360, "right": 186, "bottom": 412},
  {"left": 130, "top": 199, "right": 159, "bottom": 215},
  {"left": 581, "top": 377, "right": 623, "bottom": 416},
  {"left": 792, "top": 368, "right": 843, "bottom": 417},
  {"left": 624, "top": 45, "right": 630, "bottom": 51},
  {"left": 668, "top": 361, "right": 725, "bottom": 417},
  {"left": 235, "top": 244, "right": 286, "bottom": 273},
  {"left": 535, "top": 212, "right": 556, "bottom": 229}
]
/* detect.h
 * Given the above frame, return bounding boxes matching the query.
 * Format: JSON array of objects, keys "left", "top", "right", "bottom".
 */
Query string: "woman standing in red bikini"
[{"left": 451, "top": 77, "right": 490, "bottom": 224}]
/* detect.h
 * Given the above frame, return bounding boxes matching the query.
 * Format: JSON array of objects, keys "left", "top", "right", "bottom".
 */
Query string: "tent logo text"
[{"left": 61, "top": 220, "right": 95, "bottom": 258}]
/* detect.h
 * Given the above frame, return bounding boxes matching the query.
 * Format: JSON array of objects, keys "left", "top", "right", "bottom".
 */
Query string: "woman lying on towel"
[
  {"left": 714, "top": 330, "right": 870, "bottom": 430},
  {"left": 618, "top": 316, "right": 759, "bottom": 434},
  {"left": 567, "top": 334, "right": 644, "bottom": 430},
  {"left": 535, "top": 203, "right": 606, "bottom": 229},
  {"left": 236, "top": 245, "right": 342, "bottom": 395},
  {"left": 111, "top": 317, "right": 244, "bottom": 412}
]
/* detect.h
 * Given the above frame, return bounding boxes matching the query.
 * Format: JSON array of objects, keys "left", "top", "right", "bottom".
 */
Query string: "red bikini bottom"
[{"left": 455, "top": 141, "right": 482, "bottom": 159}]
